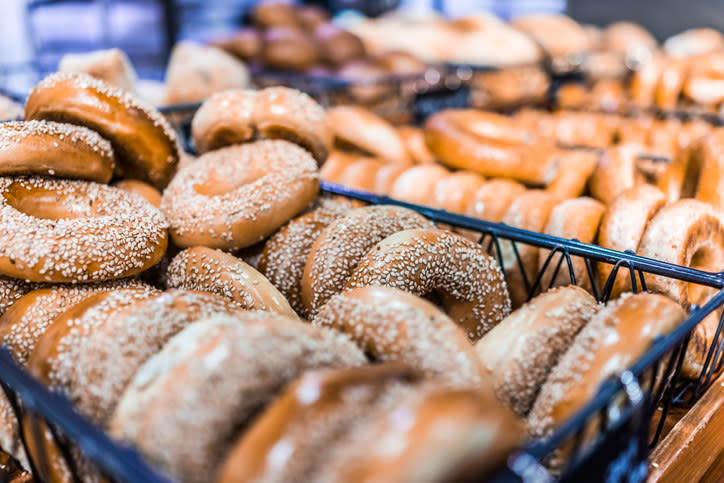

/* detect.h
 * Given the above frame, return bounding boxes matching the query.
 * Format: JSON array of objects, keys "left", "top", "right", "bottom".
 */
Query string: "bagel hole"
[
  {"left": 4, "top": 187, "right": 92, "bottom": 220},
  {"left": 193, "top": 169, "right": 265, "bottom": 196},
  {"left": 689, "top": 242, "right": 721, "bottom": 305}
]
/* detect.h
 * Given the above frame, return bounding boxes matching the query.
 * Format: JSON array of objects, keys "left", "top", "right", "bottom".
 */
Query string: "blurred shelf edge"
[{"left": 649, "top": 370, "right": 724, "bottom": 482}]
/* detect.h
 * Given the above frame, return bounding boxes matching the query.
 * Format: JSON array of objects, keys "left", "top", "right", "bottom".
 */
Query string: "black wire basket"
[{"left": 1, "top": 181, "right": 723, "bottom": 482}]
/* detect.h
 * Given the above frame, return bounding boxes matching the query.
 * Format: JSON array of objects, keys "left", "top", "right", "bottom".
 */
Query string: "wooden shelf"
[{"left": 649, "top": 373, "right": 724, "bottom": 482}]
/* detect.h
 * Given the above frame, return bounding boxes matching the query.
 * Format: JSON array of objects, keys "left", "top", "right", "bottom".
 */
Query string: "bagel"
[
  {"left": 161, "top": 140, "right": 319, "bottom": 250},
  {"left": 372, "top": 163, "right": 408, "bottom": 195},
  {"left": 475, "top": 285, "right": 598, "bottom": 416},
  {"left": 163, "top": 42, "right": 250, "bottom": 105},
  {"left": 166, "top": 246, "right": 297, "bottom": 317},
  {"left": 319, "top": 150, "right": 359, "bottom": 183},
  {"left": 258, "top": 200, "right": 359, "bottom": 317},
  {"left": 191, "top": 87, "right": 331, "bottom": 164},
  {"left": 262, "top": 27, "right": 318, "bottom": 71},
  {"left": 466, "top": 178, "right": 526, "bottom": 223},
  {"left": 0, "top": 277, "right": 34, "bottom": 317},
  {"left": 327, "top": 106, "right": 410, "bottom": 163},
  {"left": 397, "top": 126, "right": 436, "bottom": 164},
  {"left": 109, "top": 313, "right": 366, "bottom": 483},
  {"left": 320, "top": 385, "right": 524, "bottom": 483},
  {"left": 58, "top": 48, "right": 137, "bottom": 93},
  {"left": 0, "top": 177, "right": 168, "bottom": 282},
  {"left": 637, "top": 199, "right": 724, "bottom": 378},
  {"left": 314, "top": 24, "right": 366, "bottom": 67},
  {"left": 494, "top": 190, "right": 558, "bottom": 308},
  {"left": 53, "top": 290, "right": 242, "bottom": 427},
  {"left": 0, "top": 280, "right": 148, "bottom": 470},
  {"left": 314, "top": 286, "right": 484, "bottom": 388},
  {"left": 538, "top": 198, "right": 605, "bottom": 292},
  {"left": 320, "top": 390, "right": 524, "bottom": 483},
  {"left": 112, "top": 179, "right": 162, "bottom": 208},
  {"left": 389, "top": 164, "right": 450, "bottom": 205},
  {"left": 655, "top": 59, "right": 687, "bottom": 108},
  {"left": 337, "top": 158, "right": 386, "bottom": 193},
  {"left": 528, "top": 293, "right": 685, "bottom": 454},
  {"left": 597, "top": 185, "right": 666, "bottom": 298},
  {"left": 0, "top": 120, "right": 115, "bottom": 183},
  {"left": 589, "top": 144, "right": 646, "bottom": 205},
  {"left": 302, "top": 205, "right": 433, "bottom": 316},
  {"left": 0, "top": 280, "right": 148, "bottom": 366},
  {"left": 695, "top": 130, "right": 724, "bottom": 211},
  {"left": 217, "top": 364, "right": 419, "bottom": 483},
  {"left": 432, "top": 171, "right": 485, "bottom": 214},
  {"left": 211, "top": 28, "right": 262, "bottom": 61},
  {"left": 424, "top": 109, "right": 559, "bottom": 185},
  {"left": 25, "top": 73, "right": 180, "bottom": 188},
  {"left": 545, "top": 150, "right": 599, "bottom": 199},
  {"left": 25, "top": 287, "right": 159, "bottom": 483},
  {"left": 346, "top": 228, "right": 511, "bottom": 342}
]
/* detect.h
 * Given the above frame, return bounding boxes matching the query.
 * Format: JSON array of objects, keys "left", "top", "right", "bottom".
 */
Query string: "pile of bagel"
[{"left": 0, "top": 68, "right": 704, "bottom": 483}]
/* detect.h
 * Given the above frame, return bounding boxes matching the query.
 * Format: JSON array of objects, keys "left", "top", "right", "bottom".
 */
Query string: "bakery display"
[{"left": 1, "top": 3, "right": 724, "bottom": 482}]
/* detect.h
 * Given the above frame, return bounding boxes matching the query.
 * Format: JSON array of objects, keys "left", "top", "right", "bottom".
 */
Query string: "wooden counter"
[{"left": 649, "top": 373, "right": 724, "bottom": 482}]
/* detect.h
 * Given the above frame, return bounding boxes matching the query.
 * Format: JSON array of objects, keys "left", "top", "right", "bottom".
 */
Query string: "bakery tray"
[{"left": 2, "top": 181, "right": 724, "bottom": 482}]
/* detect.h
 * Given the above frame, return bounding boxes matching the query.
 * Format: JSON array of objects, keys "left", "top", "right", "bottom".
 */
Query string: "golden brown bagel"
[
  {"left": 475, "top": 285, "right": 598, "bottom": 416},
  {"left": 494, "top": 190, "right": 558, "bottom": 308},
  {"left": 328, "top": 106, "right": 411, "bottom": 163},
  {"left": 258, "top": 200, "right": 360, "bottom": 317},
  {"left": 346, "top": 228, "right": 511, "bottom": 342},
  {"left": 217, "top": 364, "right": 419, "bottom": 483},
  {"left": 112, "top": 179, "right": 162, "bottom": 208},
  {"left": 538, "top": 198, "right": 605, "bottom": 292},
  {"left": 166, "top": 246, "right": 297, "bottom": 317},
  {"left": 0, "top": 120, "right": 115, "bottom": 183},
  {"left": 109, "top": 313, "right": 366, "bottom": 483},
  {"left": 25, "top": 73, "right": 180, "bottom": 188},
  {"left": 597, "top": 185, "right": 666, "bottom": 298},
  {"left": 302, "top": 205, "right": 433, "bottom": 315},
  {"left": 161, "top": 140, "right": 319, "bottom": 250},
  {"left": 0, "top": 177, "right": 168, "bottom": 283},
  {"left": 466, "top": 178, "right": 526, "bottom": 223},
  {"left": 315, "top": 286, "right": 484, "bottom": 388},
  {"left": 424, "top": 109, "right": 559, "bottom": 185}
]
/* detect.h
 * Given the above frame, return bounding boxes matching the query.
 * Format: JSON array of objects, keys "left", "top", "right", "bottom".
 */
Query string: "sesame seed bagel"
[
  {"left": 25, "top": 287, "right": 159, "bottom": 483},
  {"left": 538, "top": 197, "right": 605, "bottom": 292},
  {"left": 638, "top": 199, "right": 724, "bottom": 309},
  {"left": 327, "top": 106, "right": 411, "bottom": 163},
  {"left": 597, "top": 185, "right": 666, "bottom": 298},
  {"left": 637, "top": 199, "right": 724, "bottom": 378},
  {"left": 302, "top": 205, "right": 434, "bottom": 316},
  {"left": 112, "top": 179, "right": 162, "bottom": 208},
  {"left": 475, "top": 285, "right": 599, "bottom": 416},
  {"left": 258, "top": 200, "right": 360, "bottom": 317},
  {"left": 191, "top": 87, "right": 332, "bottom": 164},
  {"left": 217, "top": 364, "right": 419, "bottom": 483},
  {"left": 0, "top": 276, "right": 34, "bottom": 317},
  {"left": 0, "top": 120, "right": 115, "bottom": 183},
  {"left": 50, "top": 290, "right": 243, "bottom": 427},
  {"left": 0, "top": 280, "right": 147, "bottom": 470},
  {"left": 317, "top": 384, "right": 525, "bottom": 483},
  {"left": 346, "top": 229, "right": 512, "bottom": 342},
  {"left": 528, "top": 293, "right": 685, "bottom": 442},
  {"left": 109, "top": 313, "right": 366, "bottom": 483},
  {"left": 314, "top": 286, "right": 484, "bottom": 388},
  {"left": 166, "top": 246, "right": 297, "bottom": 317},
  {"left": 161, "top": 140, "right": 319, "bottom": 250},
  {"left": 25, "top": 73, "right": 180, "bottom": 188},
  {"left": 0, "top": 177, "right": 168, "bottom": 283},
  {"left": 0, "top": 280, "right": 148, "bottom": 366}
]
